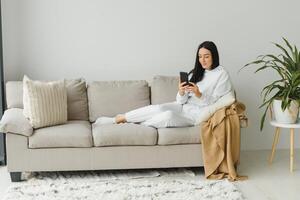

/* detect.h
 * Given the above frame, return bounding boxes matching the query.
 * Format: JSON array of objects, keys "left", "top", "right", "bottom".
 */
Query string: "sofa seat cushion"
[
  {"left": 157, "top": 125, "right": 201, "bottom": 145},
  {"left": 92, "top": 123, "right": 157, "bottom": 146},
  {"left": 29, "top": 121, "right": 92, "bottom": 148}
]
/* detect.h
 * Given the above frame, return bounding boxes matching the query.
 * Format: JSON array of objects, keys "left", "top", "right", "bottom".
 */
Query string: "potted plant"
[{"left": 241, "top": 38, "right": 300, "bottom": 130}]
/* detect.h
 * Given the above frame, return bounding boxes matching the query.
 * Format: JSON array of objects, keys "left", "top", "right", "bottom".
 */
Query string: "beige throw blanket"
[{"left": 201, "top": 101, "right": 248, "bottom": 181}]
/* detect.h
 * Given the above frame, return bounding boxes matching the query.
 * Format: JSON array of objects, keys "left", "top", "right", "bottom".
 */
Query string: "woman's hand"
[
  {"left": 178, "top": 82, "right": 188, "bottom": 96},
  {"left": 187, "top": 82, "right": 202, "bottom": 98}
]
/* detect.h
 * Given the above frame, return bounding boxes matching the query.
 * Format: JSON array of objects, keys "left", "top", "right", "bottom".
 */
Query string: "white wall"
[{"left": 2, "top": 0, "right": 300, "bottom": 150}]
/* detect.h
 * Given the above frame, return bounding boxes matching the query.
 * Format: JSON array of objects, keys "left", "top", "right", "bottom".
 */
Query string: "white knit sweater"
[{"left": 176, "top": 65, "right": 233, "bottom": 122}]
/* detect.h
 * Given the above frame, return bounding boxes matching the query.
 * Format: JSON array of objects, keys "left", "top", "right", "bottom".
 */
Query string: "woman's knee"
[
  {"left": 161, "top": 110, "right": 175, "bottom": 119},
  {"left": 142, "top": 111, "right": 175, "bottom": 128},
  {"left": 158, "top": 103, "right": 180, "bottom": 112},
  {"left": 158, "top": 104, "right": 168, "bottom": 112}
]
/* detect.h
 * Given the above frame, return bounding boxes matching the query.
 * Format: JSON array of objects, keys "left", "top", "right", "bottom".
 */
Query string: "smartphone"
[{"left": 180, "top": 72, "right": 190, "bottom": 86}]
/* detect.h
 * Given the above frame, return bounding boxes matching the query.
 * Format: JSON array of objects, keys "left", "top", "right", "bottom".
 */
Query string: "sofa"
[{"left": 0, "top": 76, "right": 236, "bottom": 182}]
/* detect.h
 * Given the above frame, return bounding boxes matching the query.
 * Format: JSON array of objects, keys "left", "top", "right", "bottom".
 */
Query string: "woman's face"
[{"left": 198, "top": 48, "right": 213, "bottom": 70}]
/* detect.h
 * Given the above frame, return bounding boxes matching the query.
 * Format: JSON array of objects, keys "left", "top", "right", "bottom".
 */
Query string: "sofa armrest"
[
  {"left": 195, "top": 91, "right": 236, "bottom": 125},
  {"left": 0, "top": 108, "right": 33, "bottom": 137}
]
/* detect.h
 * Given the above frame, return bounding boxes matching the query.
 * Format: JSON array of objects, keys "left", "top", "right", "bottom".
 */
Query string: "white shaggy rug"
[{"left": 3, "top": 169, "right": 245, "bottom": 200}]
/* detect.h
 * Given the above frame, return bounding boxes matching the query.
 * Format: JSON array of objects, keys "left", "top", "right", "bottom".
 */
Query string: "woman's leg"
[
  {"left": 124, "top": 102, "right": 182, "bottom": 123},
  {"left": 122, "top": 105, "right": 159, "bottom": 123},
  {"left": 96, "top": 104, "right": 164, "bottom": 125},
  {"left": 96, "top": 102, "right": 182, "bottom": 125},
  {"left": 141, "top": 110, "right": 195, "bottom": 128}
]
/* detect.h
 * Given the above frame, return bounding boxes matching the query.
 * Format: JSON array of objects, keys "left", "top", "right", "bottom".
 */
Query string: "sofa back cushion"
[
  {"left": 5, "top": 79, "right": 89, "bottom": 121},
  {"left": 150, "top": 75, "right": 179, "bottom": 104},
  {"left": 65, "top": 79, "right": 89, "bottom": 120},
  {"left": 87, "top": 80, "right": 150, "bottom": 122}
]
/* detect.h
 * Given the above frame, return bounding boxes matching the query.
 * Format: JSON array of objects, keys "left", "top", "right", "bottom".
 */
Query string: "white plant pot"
[{"left": 272, "top": 99, "right": 299, "bottom": 123}]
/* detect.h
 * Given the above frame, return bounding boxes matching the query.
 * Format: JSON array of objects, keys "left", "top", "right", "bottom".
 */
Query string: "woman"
[{"left": 96, "top": 41, "right": 233, "bottom": 128}]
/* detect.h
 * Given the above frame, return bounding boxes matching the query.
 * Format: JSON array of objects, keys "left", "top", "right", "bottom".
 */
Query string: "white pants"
[{"left": 125, "top": 102, "right": 195, "bottom": 128}]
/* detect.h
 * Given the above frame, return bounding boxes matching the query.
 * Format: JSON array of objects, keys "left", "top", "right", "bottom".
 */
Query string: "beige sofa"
[{"left": 0, "top": 76, "right": 235, "bottom": 182}]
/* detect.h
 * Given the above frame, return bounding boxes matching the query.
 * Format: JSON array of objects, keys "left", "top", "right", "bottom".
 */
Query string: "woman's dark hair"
[{"left": 189, "top": 41, "right": 219, "bottom": 83}]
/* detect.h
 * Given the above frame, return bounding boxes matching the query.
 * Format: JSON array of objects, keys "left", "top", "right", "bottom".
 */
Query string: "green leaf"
[
  {"left": 263, "top": 54, "right": 285, "bottom": 66},
  {"left": 294, "top": 45, "right": 299, "bottom": 63},
  {"left": 259, "top": 92, "right": 280, "bottom": 108},
  {"left": 273, "top": 42, "right": 293, "bottom": 61},
  {"left": 282, "top": 37, "right": 293, "bottom": 55},
  {"left": 238, "top": 60, "right": 265, "bottom": 73},
  {"left": 260, "top": 106, "right": 269, "bottom": 131},
  {"left": 261, "top": 84, "right": 284, "bottom": 102},
  {"left": 298, "top": 51, "right": 300, "bottom": 69},
  {"left": 282, "top": 55, "right": 295, "bottom": 71}
]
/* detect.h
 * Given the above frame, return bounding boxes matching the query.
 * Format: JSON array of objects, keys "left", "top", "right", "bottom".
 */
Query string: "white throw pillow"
[
  {"left": 23, "top": 75, "right": 68, "bottom": 128},
  {"left": 0, "top": 108, "right": 33, "bottom": 136}
]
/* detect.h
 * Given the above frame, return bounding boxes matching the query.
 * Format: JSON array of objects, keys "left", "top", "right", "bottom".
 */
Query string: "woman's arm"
[
  {"left": 176, "top": 82, "right": 189, "bottom": 104},
  {"left": 199, "top": 71, "right": 233, "bottom": 105},
  {"left": 176, "top": 92, "right": 188, "bottom": 104},
  {"left": 203, "top": 71, "right": 233, "bottom": 104},
  {"left": 187, "top": 70, "right": 233, "bottom": 106}
]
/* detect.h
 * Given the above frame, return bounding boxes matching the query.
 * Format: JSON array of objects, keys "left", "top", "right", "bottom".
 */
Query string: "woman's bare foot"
[{"left": 115, "top": 114, "right": 126, "bottom": 124}]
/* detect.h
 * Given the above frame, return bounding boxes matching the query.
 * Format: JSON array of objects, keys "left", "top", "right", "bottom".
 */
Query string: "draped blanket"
[{"left": 201, "top": 102, "right": 248, "bottom": 181}]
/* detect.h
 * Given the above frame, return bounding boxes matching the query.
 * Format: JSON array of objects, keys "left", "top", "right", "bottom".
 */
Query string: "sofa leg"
[{"left": 10, "top": 172, "right": 22, "bottom": 182}]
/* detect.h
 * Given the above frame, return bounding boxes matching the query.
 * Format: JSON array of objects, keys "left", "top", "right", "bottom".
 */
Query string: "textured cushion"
[
  {"left": 151, "top": 76, "right": 179, "bottom": 104},
  {"left": 88, "top": 80, "right": 150, "bottom": 122},
  {"left": 157, "top": 125, "right": 201, "bottom": 145},
  {"left": 66, "top": 79, "right": 88, "bottom": 120},
  {"left": 6, "top": 82, "right": 23, "bottom": 109},
  {"left": 0, "top": 108, "right": 33, "bottom": 136},
  {"left": 23, "top": 76, "right": 68, "bottom": 128},
  {"left": 29, "top": 120, "right": 92, "bottom": 148},
  {"left": 6, "top": 79, "right": 89, "bottom": 121},
  {"left": 92, "top": 123, "right": 157, "bottom": 146}
]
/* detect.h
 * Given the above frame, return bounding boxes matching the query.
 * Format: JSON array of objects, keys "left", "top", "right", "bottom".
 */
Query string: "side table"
[{"left": 269, "top": 120, "right": 300, "bottom": 172}]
